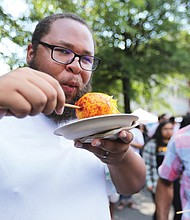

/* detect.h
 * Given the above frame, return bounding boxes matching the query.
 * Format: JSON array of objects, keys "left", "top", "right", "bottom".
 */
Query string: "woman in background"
[{"left": 143, "top": 121, "right": 175, "bottom": 220}]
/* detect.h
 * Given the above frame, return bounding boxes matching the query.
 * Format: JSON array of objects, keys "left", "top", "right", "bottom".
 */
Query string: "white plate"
[{"left": 54, "top": 114, "right": 139, "bottom": 140}]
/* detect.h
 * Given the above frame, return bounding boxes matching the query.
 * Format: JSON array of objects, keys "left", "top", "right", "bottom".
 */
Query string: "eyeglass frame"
[{"left": 37, "top": 41, "right": 100, "bottom": 71}]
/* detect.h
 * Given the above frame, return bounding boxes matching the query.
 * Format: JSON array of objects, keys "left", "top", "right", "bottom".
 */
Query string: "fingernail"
[
  {"left": 56, "top": 107, "right": 64, "bottom": 115},
  {"left": 74, "top": 141, "right": 83, "bottom": 148},
  {"left": 92, "top": 140, "right": 101, "bottom": 147},
  {"left": 120, "top": 131, "right": 127, "bottom": 138}
]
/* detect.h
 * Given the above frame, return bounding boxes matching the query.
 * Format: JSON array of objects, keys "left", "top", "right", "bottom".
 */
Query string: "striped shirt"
[
  {"left": 143, "top": 139, "right": 159, "bottom": 193},
  {"left": 159, "top": 125, "right": 190, "bottom": 220}
]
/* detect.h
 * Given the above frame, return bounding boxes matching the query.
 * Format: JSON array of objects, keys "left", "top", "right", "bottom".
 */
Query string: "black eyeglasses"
[{"left": 38, "top": 41, "right": 100, "bottom": 71}]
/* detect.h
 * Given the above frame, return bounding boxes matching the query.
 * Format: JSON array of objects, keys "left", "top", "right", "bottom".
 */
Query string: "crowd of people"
[
  {"left": 0, "top": 11, "right": 190, "bottom": 220},
  {"left": 111, "top": 113, "right": 190, "bottom": 220},
  {"left": 155, "top": 115, "right": 190, "bottom": 220},
  {"left": 143, "top": 120, "right": 175, "bottom": 219}
]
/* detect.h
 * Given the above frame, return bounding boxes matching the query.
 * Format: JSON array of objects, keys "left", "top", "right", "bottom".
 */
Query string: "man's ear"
[{"left": 26, "top": 43, "right": 34, "bottom": 65}]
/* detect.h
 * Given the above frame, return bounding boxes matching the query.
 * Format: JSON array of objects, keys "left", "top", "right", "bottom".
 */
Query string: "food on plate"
[{"left": 75, "top": 92, "right": 120, "bottom": 119}]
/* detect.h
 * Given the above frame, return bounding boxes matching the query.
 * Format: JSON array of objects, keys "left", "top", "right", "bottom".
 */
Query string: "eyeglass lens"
[{"left": 52, "top": 47, "right": 97, "bottom": 71}]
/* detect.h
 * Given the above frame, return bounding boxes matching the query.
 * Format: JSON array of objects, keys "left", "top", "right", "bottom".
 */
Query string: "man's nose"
[{"left": 66, "top": 57, "right": 82, "bottom": 74}]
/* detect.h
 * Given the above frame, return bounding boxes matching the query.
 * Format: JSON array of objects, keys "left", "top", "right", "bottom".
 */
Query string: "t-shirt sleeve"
[{"left": 131, "top": 128, "right": 145, "bottom": 145}]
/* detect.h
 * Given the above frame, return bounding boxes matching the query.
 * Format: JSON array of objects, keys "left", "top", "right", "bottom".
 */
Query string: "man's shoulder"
[
  {"left": 178, "top": 124, "right": 190, "bottom": 133},
  {"left": 175, "top": 124, "right": 190, "bottom": 138},
  {"left": 173, "top": 125, "right": 190, "bottom": 149}
]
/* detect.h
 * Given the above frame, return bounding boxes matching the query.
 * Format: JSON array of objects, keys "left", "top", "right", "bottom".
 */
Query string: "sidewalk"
[{"left": 113, "top": 187, "right": 174, "bottom": 220}]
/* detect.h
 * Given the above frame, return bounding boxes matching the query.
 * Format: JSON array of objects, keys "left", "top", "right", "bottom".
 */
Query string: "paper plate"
[{"left": 54, "top": 114, "right": 139, "bottom": 140}]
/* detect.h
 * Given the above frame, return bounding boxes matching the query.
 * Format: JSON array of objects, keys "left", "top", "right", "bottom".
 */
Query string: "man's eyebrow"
[{"left": 58, "top": 40, "right": 93, "bottom": 55}]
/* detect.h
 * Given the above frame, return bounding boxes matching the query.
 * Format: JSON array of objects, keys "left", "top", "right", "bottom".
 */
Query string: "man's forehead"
[
  {"left": 49, "top": 18, "right": 91, "bottom": 34},
  {"left": 46, "top": 18, "right": 95, "bottom": 54}
]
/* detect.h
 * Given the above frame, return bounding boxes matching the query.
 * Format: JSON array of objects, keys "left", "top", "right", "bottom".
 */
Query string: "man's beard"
[
  {"left": 47, "top": 82, "right": 91, "bottom": 124},
  {"left": 28, "top": 58, "right": 92, "bottom": 124}
]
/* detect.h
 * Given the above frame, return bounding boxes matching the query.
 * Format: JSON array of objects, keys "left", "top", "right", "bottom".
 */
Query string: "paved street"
[{"left": 113, "top": 187, "right": 174, "bottom": 220}]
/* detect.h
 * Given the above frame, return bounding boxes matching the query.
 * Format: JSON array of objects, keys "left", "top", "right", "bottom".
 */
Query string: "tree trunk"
[{"left": 122, "top": 77, "right": 131, "bottom": 113}]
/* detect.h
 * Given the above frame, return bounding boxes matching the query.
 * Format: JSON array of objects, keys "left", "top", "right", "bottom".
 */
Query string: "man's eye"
[
  {"left": 55, "top": 48, "right": 72, "bottom": 55},
  {"left": 82, "top": 56, "right": 93, "bottom": 63}
]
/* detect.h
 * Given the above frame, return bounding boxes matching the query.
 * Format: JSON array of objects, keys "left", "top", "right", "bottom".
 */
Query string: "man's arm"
[
  {"left": 155, "top": 177, "right": 173, "bottom": 220},
  {"left": 107, "top": 146, "right": 146, "bottom": 195}
]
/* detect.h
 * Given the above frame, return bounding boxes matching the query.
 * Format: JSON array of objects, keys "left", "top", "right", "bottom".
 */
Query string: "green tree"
[
  {"left": 1, "top": 0, "right": 190, "bottom": 113},
  {"left": 90, "top": 0, "right": 190, "bottom": 112}
]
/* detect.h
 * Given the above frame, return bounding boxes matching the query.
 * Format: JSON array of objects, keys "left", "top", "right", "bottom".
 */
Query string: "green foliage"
[
  {"left": 90, "top": 0, "right": 190, "bottom": 111},
  {"left": 1, "top": 0, "right": 190, "bottom": 113}
]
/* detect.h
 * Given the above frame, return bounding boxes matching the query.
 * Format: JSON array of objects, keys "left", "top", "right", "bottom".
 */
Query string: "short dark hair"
[
  {"left": 31, "top": 13, "right": 93, "bottom": 52},
  {"left": 180, "top": 115, "right": 190, "bottom": 128}
]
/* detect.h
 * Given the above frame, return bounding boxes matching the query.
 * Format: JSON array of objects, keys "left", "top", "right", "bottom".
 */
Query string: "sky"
[{"left": 2, "top": 0, "right": 27, "bottom": 17}]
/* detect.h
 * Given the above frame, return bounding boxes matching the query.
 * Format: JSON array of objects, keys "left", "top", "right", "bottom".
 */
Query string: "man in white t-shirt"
[{"left": 0, "top": 13, "right": 146, "bottom": 220}]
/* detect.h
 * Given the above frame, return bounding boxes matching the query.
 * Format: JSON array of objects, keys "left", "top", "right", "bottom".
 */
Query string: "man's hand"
[
  {"left": 0, "top": 67, "right": 65, "bottom": 118},
  {"left": 74, "top": 129, "right": 146, "bottom": 195},
  {"left": 147, "top": 185, "right": 154, "bottom": 192},
  {"left": 74, "top": 129, "right": 133, "bottom": 164}
]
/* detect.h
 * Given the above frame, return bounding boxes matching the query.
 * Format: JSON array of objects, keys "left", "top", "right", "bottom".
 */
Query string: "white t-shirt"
[
  {"left": 0, "top": 114, "right": 113, "bottom": 220},
  {"left": 130, "top": 127, "right": 145, "bottom": 154}
]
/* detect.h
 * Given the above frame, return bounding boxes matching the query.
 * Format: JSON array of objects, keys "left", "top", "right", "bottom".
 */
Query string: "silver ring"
[{"left": 102, "top": 151, "right": 110, "bottom": 159}]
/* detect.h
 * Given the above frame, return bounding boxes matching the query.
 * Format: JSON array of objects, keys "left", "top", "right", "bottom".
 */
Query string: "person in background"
[
  {"left": 146, "top": 113, "right": 169, "bottom": 137},
  {"left": 158, "top": 114, "right": 169, "bottom": 123},
  {"left": 169, "top": 116, "right": 180, "bottom": 134},
  {"left": 180, "top": 114, "right": 190, "bottom": 128},
  {"left": 0, "top": 13, "right": 146, "bottom": 220},
  {"left": 109, "top": 192, "right": 120, "bottom": 220},
  {"left": 106, "top": 166, "right": 120, "bottom": 220},
  {"left": 139, "top": 123, "right": 149, "bottom": 144},
  {"left": 117, "top": 126, "right": 145, "bottom": 210},
  {"left": 130, "top": 126, "right": 145, "bottom": 155},
  {"left": 155, "top": 116, "right": 190, "bottom": 220},
  {"left": 143, "top": 121, "right": 174, "bottom": 219}
]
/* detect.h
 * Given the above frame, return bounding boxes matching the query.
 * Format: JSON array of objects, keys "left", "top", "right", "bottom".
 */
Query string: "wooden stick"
[
  {"left": 176, "top": 209, "right": 190, "bottom": 214},
  {"left": 64, "top": 103, "right": 80, "bottom": 109},
  {"left": 0, "top": 104, "right": 80, "bottom": 110}
]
